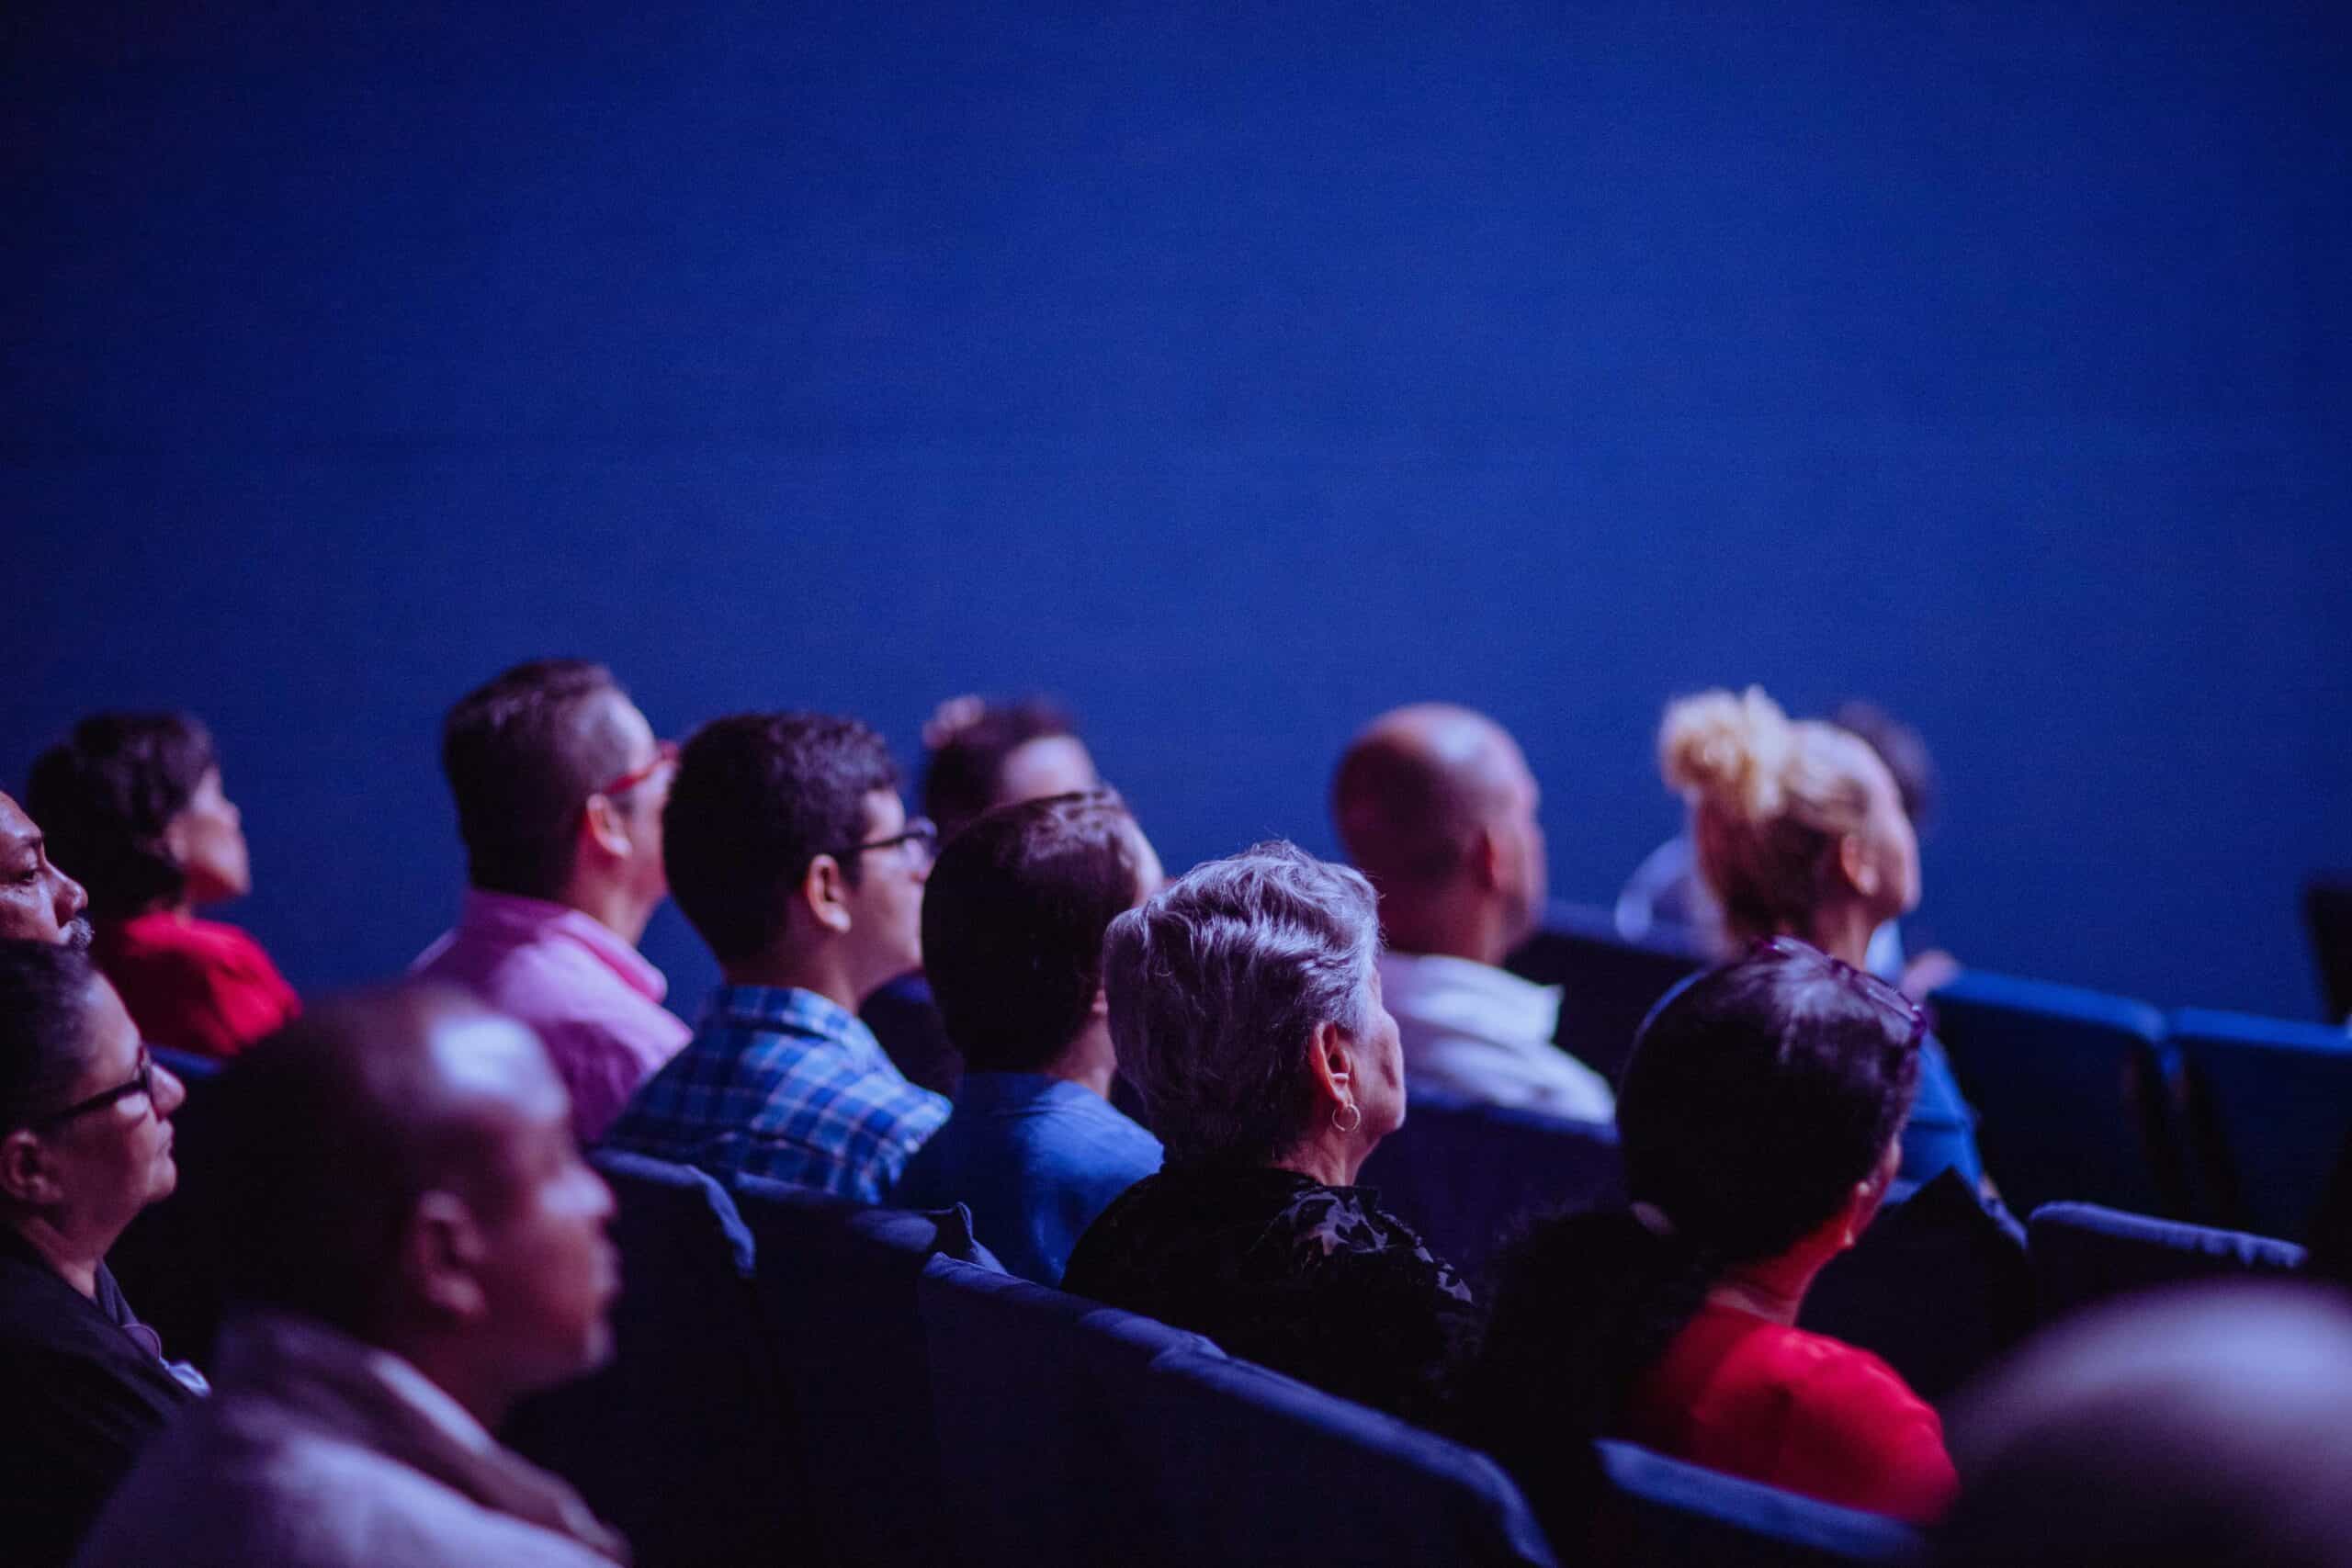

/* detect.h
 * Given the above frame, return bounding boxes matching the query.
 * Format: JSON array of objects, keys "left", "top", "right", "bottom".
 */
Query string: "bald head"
[
  {"left": 209, "top": 986, "right": 566, "bottom": 1331},
  {"left": 1332, "top": 705, "right": 1547, "bottom": 963},
  {"left": 1940, "top": 1285, "right": 2352, "bottom": 1567}
]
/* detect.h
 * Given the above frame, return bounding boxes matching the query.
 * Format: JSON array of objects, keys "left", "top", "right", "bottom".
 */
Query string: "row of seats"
[
  {"left": 512, "top": 1150, "right": 1922, "bottom": 1568},
  {"left": 1502, "top": 901, "right": 2352, "bottom": 1239}
]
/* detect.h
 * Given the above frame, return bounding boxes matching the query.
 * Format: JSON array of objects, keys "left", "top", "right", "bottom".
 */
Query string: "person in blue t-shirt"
[
  {"left": 1657, "top": 686, "right": 1985, "bottom": 1191},
  {"left": 896, "top": 789, "right": 1164, "bottom": 1284}
]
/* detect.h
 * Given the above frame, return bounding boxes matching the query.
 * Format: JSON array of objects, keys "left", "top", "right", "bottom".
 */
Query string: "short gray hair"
[{"left": 1102, "top": 840, "right": 1382, "bottom": 1168}]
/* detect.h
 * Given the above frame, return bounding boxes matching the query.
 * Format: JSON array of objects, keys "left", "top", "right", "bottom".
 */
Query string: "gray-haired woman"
[{"left": 1060, "top": 841, "right": 1471, "bottom": 1424}]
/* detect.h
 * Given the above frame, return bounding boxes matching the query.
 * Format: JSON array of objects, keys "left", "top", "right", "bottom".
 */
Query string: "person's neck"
[
  {"left": 1272, "top": 1131, "right": 1363, "bottom": 1189},
  {"left": 1799, "top": 903, "right": 1880, "bottom": 972},
  {"left": 722, "top": 947, "right": 865, "bottom": 1015},
  {"left": 1704, "top": 1248, "right": 1832, "bottom": 1327},
  {"left": 551, "top": 875, "right": 655, "bottom": 949},
  {"left": 1039, "top": 1021, "right": 1119, "bottom": 1100},
  {"left": 6, "top": 1213, "right": 108, "bottom": 1300},
  {"left": 387, "top": 1336, "right": 520, "bottom": 1433},
  {"left": 1380, "top": 893, "right": 1510, "bottom": 969}
]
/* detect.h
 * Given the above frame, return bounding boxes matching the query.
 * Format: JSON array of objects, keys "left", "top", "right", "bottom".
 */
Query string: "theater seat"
[
  {"left": 1592, "top": 1442, "right": 1921, "bottom": 1566},
  {"left": 2174, "top": 1007, "right": 2352, "bottom": 1240},
  {"left": 2305, "top": 874, "right": 2352, "bottom": 1025},
  {"left": 1926, "top": 969, "right": 2187, "bottom": 1218},
  {"left": 1802, "top": 1168, "right": 2034, "bottom": 1404},
  {"left": 918, "top": 1256, "right": 1220, "bottom": 1564},
  {"left": 1505, "top": 900, "right": 1705, "bottom": 1087},
  {"left": 1357, "top": 1089, "right": 1623, "bottom": 1277},
  {"left": 2027, "top": 1201, "right": 2306, "bottom": 1322},
  {"left": 1135, "top": 1347, "right": 1559, "bottom": 1566},
  {"left": 730, "top": 1179, "right": 997, "bottom": 1568},
  {"left": 505, "top": 1151, "right": 796, "bottom": 1568}
]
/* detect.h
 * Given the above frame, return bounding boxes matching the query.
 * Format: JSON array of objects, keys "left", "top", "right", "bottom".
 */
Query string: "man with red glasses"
[{"left": 413, "top": 660, "right": 689, "bottom": 1143}]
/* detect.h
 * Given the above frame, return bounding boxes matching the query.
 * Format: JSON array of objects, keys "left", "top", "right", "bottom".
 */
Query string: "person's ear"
[
  {"left": 402, "top": 1191, "right": 492, "bottom": 1325},
  {"left": 579, "top": 794, "right": 633, "bottom": 863},
  {"left": 0, "top": 1130, "right": 62, "bottom": 1208},
  {"left": 1837, "top": 831, "right": 1881, "bottom": 900},
  {"left": 159, "top": 811, "right": 194, "bottom": 873},
  {"left": 801, "top": 854, "right": 854, "bottom": 936},
  {"left": 1470, "top": 824, "right": 1505, "bottom": 893},
  {"left": 1840, "top": 1141, "right": 1905, "bottom": 1247},
  {"left": 1087, "top": 985, "right": 1110, "bottom": 1021},
  {"left": 1305, "top": 1018, "right": 1355, "bottom": 1111}
]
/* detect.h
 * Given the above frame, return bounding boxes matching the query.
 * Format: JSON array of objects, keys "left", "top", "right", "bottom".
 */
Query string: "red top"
[
  {"left": 93, "top": 910, "right": 301, "bottom": 1060},
  {"left": 1619, "top": 1302, "right": 1958, "bottom": 1522}
]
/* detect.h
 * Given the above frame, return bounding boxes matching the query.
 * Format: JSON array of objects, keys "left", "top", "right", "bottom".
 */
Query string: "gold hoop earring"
[{"left": 1332, "top": 1101, "right": 1363, "bottom": 1135}]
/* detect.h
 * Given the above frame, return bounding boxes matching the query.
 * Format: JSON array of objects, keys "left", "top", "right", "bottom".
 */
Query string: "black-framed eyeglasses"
[
  {"left": 27, "top": 1050, "right": 158, "bottom": 1130},
  {"left": 842, "top": 817, "right": 939, "bottom": 867}
]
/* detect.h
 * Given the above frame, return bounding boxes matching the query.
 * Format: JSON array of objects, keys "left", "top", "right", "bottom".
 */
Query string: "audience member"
[
  {"left": 1937, "top": 1285, "right": 2352, "bottom": 1567},
  {"left": 0, "top": 942, "right": 198, "bottom": 1568},
  {"left": 921, "top": 694, "right": 1100, "bottom": 843},
  {"left": 1460, "top": 938, "right": 1954, "bottom": 1529},
  {"left": 1061, "top": 840, "right": 1472, "bottom": 1425},
  {"left": 1332, "top": 703, "right": 1613, "bottom": 1120},
  {"left": 605, "top": 713, "right": 948, "bottom": 1200},
  {"left": 1655, "top": 686, "right": 1984, "bottom": 1189},
  {"left": 26, "top": 713, "right": 297, "bottom": 1057},
  {"left": 0, "top": 792, "right": 92, "bottom": 949},
  {"left": 412, "top": 660, "right": 692, "bottom": 1144},
  {"left": 74, "top": 986, "right": 626, "bottom": 1568},
  {"left": 864, "top": 694, "right": 1102, "bottom": 1097},
  {"left": 1621, "top": 697, "right": 1958, "bottom": 994},
  {"left": 896, "top": 790, "right": 1166, "bottom": 1284}
]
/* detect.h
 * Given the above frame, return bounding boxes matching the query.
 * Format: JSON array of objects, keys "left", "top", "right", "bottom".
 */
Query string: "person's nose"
[
  {"left": 153, "top": 1063, "right": 187, "bottom": 1118},
  {"left": 53, "top": 865, "right": 87, "bottom": 925}
]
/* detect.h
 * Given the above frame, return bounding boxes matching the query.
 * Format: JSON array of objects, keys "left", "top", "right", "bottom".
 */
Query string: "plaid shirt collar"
[{"left": 697, "top": 983, "right": 888, "bottom": 1071}]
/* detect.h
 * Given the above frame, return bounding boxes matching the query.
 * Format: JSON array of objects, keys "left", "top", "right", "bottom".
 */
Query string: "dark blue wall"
[{"left": 7, "top": 3, "right": 2347, "bottom": 1019}]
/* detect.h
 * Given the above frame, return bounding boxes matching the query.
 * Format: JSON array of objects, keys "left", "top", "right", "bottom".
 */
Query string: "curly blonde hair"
[{"left": 1658, "top": 686, "right": 1884, "bottom": 944}]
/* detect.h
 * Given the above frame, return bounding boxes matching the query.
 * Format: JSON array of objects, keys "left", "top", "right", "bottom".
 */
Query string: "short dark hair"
[
  {"left": 662, "top": 713, "right": 899, "bottom": 964},
  {"left": 440, "top": 660, "right": 639, "bottom": 899},
  {"left": 0, "top": 941, "right": 101, "bottom": 1134},
  {"left": 922, "top": 790, "right": 1145, "bottom": 1073},
  {"left": 1459, "top": 940, "right": 1925, "bottom": 1529},
  {"left": 922, "top": 696, "right": 1080, "bottom": 840},
  {"left": 25, "top": 712, "right": 219, "bottom": 919}
]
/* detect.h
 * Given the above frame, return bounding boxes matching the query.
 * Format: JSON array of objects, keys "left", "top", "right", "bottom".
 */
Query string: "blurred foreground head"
[
  {"left": 210, "top": 986, "right": 616, "bottom": 1423},
  {"left": 1939, "top": 1284, "right": 2352, "bottom": 1567}
]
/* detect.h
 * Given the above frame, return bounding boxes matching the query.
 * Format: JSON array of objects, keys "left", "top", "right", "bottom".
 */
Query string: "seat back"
[
  {"left": 1134, "top": 1347, "right": 1558, "bottom": 1567},
  {"left": 1358, "top": 1090, "right": 1623, "bottom": 1277},
  {"left": 918, "top": 1256, "right": 1218, "bottom": 1564},
  {"left": 732, "top": 1178, "right": 992, "bottom": 1567},
  {"left": 1505, "top": 901, "right": 1705, "bottom": 1087},
  {"left": 2027, "top": 1201, "right": 2306, "bottom": 1322},
  {"left": 1801, "top": 1169, "right": 2034, "bottom": 1404},
  {"left": 2174, "top": 1007, "right": 2352, "bottom": 1241},
  {"left": 505, "top": 1151, "right": 795, "bottom": 1568},
  {"left": 1592, "top": 1443, "right": 1922, "bottom": 1567},
  {"left": 2305, "top": 874, "right": 2352, "bottom": 1025},
  {"left": 1926, "top": 969, "right": 2185, "bottom": 1217}
]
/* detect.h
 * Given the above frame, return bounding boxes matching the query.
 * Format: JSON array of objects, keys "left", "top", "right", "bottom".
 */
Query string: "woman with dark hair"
[
  {"left": 26, "top": 714, "right": 297, "bottom": 1059},
  {"left": 0, "top": 940, "right": 200, "bottom": 1567},
  {"left": 1459, "top": 938, "right": 1956, "bottom": 1528}
]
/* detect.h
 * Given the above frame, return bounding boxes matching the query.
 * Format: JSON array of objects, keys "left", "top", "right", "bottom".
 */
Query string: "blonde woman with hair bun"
[{"left": 1654, "top": 686, "right": 1985, "bottom": 1191}]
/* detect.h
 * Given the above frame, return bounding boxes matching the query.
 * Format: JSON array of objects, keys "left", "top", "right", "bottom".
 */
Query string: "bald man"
[
  {"left": 1332, "top": 705, "right": 1612, "bottom": 1121},
  {"left": 78, "top": 987, "right": 627, "bottom": 1567}
]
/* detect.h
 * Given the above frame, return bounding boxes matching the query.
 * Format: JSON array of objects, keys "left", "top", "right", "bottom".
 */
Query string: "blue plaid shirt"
[{"left": 602, "top": 984, "right": 949, "bottom": 1202}]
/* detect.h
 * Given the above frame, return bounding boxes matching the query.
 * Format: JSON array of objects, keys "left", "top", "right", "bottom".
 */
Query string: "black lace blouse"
[{"left": 1061, "top": 1163, "right": 1473, "bottom": 1426}]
